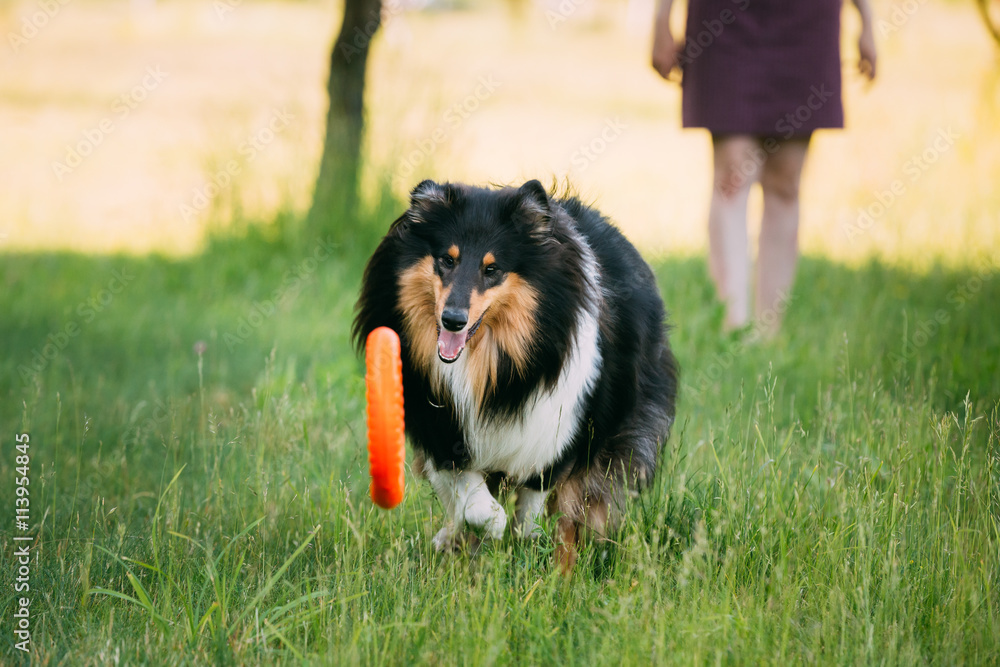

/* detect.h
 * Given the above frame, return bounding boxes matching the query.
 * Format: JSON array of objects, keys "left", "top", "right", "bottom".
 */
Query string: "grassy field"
[
  {"left": 2, "top": 224, "right": 998, "bottom": 665},
  {"left": 2, "top": 0, "right": 1000, "bottom": 664}
]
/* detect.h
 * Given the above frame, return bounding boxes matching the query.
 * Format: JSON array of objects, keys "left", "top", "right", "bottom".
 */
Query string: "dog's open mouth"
[{"left": 437, "top": 314, "right": 485, "bottom": 363}]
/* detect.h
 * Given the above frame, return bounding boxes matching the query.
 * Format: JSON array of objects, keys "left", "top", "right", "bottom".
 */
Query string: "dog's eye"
[
  {"left": 483, "top": 265, "right": 498, "bottom": 276},
  {"left": 441, "top": 255, "right": 455, "bottom": 268}
]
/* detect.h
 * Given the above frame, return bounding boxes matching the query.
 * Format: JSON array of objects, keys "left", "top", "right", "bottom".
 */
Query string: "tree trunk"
[{"left": 308, "top": 0, "right": 382, "bottom": 234}]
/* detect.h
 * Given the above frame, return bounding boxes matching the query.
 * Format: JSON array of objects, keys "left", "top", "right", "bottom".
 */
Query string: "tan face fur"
[{"left": 397, "top": 250, "right": 540, "bottom": 403}]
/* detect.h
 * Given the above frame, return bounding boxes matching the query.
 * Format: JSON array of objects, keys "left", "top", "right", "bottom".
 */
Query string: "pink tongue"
[{"left": 437, "top": 329, "right": 468, "bottom": 360}]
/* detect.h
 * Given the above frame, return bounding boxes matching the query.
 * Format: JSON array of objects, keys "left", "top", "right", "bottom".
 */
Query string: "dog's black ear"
[
  {"left": 514, "top": 179, "right": 553, "bottom": 240},
  {"left": 518, "top": 179, "right": 548, "bottom": 210},
  {"left": 409, "top": 180, "right": 450, "bottom": 209}
]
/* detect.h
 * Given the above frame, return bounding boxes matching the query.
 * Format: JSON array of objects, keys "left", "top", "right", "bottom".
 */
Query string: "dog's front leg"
[
  {"left": 513, "top": 487, "right": 548, "bottom": 538},
  {"left": 425, "top": 464, "right": 506, "bottom": 550}
]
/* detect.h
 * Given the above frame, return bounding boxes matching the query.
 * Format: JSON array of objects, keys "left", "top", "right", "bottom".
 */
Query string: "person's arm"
[
  {"left": 851, "top": 0, "right": 877, "bottom": 80},
  {"left": 651, "top": 0, "right": 680, "bottom": 81}
]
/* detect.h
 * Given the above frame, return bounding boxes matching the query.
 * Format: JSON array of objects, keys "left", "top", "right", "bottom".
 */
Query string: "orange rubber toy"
[{"left": 365, "top": 327, "right": 406, "bottom": 509}]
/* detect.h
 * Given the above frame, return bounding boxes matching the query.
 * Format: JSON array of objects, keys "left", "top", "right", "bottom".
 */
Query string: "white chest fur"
[{"left": 433, "top": 298, "right": 602, "bottom": 482}]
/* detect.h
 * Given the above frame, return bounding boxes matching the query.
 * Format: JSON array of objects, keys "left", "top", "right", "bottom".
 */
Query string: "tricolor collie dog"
[{"left": 353, "top": 180, "right": 678, "bottom": 566}]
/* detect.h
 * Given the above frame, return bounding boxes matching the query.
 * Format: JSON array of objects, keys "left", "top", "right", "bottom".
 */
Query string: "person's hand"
[
  {"left": 858, "top": 28, "right": 877, "bottom": 80},
  {"left": 652, "top": 21, "right": 681, "bottom": 82}
]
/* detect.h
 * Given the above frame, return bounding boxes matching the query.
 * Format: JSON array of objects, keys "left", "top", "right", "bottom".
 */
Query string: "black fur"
[{"left": 354, "top": 180, "right": 678, "bottom": 532}]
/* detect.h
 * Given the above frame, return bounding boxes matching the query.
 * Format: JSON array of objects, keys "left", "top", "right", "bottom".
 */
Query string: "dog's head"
[{"left": 392, "top": 179, "right": 556, "bottom": 371}]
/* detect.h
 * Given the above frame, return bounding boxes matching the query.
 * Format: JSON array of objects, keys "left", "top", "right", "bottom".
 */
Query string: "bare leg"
[
  {"left": 709, "top": 135, "right": 763, "bottom": 331},
  {"left": 757, "top": 138, "right": 809, "bottom": 336}
]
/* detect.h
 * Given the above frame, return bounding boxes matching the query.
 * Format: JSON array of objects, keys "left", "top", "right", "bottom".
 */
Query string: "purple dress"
[{"left": 681, "top": 0, "right": 844, "bottom": 138}]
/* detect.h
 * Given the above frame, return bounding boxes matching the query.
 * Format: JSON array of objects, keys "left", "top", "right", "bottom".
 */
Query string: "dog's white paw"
[
  {"left": 425, "top": 466, "right": 506, "bottom": 545},
  {"left": 432, "top": 524, "right": 482, "bottom": 552},
  {"left": 463, "top": 493, "right": 506, "bottom": 540},
  {"left": 513, "top": 516, "right": 544, "bottom": 539},
  {"left": 432, "top": 524, "right": 460, "bottom": 552}
]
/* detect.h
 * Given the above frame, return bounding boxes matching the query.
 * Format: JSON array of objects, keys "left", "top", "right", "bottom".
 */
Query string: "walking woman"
[{"left": 652, "top": 0, "right": 877, "bottom": 334}]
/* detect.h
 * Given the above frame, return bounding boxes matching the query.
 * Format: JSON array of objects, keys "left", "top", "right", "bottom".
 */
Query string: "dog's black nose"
[{"left": 441, "top": 309, "right": 468, "bottom": 332}]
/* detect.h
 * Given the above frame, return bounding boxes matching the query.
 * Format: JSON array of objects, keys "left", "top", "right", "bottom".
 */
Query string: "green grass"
[{"left": 1, "top": 210, "right": 998, "bottom": 665}]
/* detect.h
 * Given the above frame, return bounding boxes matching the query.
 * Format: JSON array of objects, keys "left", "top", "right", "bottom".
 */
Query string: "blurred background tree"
[
  {"left": 979, "top": 0, "right": 1000, "bottom": 45},
  {"left": 308, "top": 0, "right": 383, "bottom": 236}
]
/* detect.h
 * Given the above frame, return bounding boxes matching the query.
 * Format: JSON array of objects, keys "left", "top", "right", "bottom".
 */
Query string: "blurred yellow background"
[{"left": 2, "top": 0, "right": 997, "bottom": 264}]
